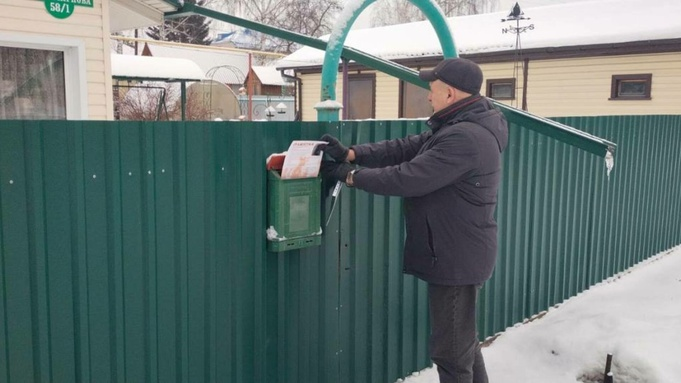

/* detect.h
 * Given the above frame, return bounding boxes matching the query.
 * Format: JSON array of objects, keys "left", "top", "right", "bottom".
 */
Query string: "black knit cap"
[{"left": 419, "top": 58, "right": 483, "bottom": 95}]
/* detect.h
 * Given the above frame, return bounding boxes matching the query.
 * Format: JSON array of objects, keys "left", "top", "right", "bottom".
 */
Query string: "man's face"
[{"left": 428, "top": 80, "right": 452, "bottom": 114}]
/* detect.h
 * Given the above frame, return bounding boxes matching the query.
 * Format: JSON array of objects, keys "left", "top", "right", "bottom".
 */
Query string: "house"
[
  {"left": 212, "top": 29, "right": 261, "bottom": 50},
  {"left": 276, "top": 0, "right": 681, "bottom": 121},
  {"left": 244, "top": 66, "right": 294, "bottom": 97},
  {"left": 0, "top": 0, "right": 183, "bottom": 120}
]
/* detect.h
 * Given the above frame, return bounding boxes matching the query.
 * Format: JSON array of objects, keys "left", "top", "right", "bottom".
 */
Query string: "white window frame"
[{"left": 1, "top": 32, "right": 88, "bottom": 119}]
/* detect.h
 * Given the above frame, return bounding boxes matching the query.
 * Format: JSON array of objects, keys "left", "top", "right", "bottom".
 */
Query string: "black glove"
[
  {"left": 320, "top": 134, "right": 349, "bottom": 162},
  {"left": 320, "top": 161, "right": 354, "bottom": 183}
]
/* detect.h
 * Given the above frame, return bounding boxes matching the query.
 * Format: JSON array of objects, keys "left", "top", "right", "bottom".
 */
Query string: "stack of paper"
[{"left": 267, "top": 140, "right": 327, "bottom": 179}]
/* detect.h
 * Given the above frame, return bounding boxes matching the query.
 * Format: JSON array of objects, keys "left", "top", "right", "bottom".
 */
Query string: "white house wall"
[{"left": 0, "top": 0, "right": 113, "bottom": 120}]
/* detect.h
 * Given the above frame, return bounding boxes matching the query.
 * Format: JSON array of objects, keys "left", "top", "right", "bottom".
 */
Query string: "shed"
[{"left": 244, "top": 66, "right": 294, "bottom": 96}]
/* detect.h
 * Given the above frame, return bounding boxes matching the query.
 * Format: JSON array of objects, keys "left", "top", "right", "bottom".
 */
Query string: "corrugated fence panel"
[
  {"left": 262, "top": 121, "right": 341, "bottom": 383},
  {"left": 0, "top": 120, "right": 341, "bottom": 383},
  {"left": 482, "top": 115, "right": 681, "bottom": 339},
  {"left": 1, "top": 115, "right": 681, "bottom": 383},
  {"left": 337, "top": 120, "right": 431, "bottom": 383}
]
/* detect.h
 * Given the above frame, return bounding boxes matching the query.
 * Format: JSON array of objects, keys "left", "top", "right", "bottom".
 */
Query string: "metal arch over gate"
[
  {"left": 316, "top": 0, "right": 457, "bottom": 121},
  {"left": 166, "top": 2, "right": 616, "bottom": 158}
]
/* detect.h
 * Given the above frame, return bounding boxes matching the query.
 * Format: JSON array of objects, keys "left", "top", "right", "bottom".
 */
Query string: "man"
[{"left": 320, "top": 58, "right": 508, "bottom": 383}]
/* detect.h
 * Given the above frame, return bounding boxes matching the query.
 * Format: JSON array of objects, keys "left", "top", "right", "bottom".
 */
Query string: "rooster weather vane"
[
  {"left": 500, "top": 2, "right": 534, "bottom": 109},
  {"left": 502, "top": 2, "right": 535, "bottom": 34}
]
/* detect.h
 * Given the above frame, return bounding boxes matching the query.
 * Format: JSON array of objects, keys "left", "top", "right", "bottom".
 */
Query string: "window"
[
  {"left": 347, "top": 74, "right": 375, "bottom": 119},
  {"left": 399, "top": 80, "right": 431, "bottom": 118},
  {"left": 610, "top": 74, "right": 652, "bottom": 100},
  {"left": 1, "top": 34, "right": 87, "bottom": 119},
  {"left": 486, "top": 78, "right": 515, "bottom": 100},
  {"left": 0, "top": 47, "right": 66, "bottom": 119}
]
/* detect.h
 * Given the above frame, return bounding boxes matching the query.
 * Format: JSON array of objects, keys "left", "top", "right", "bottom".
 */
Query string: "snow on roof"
[
  {"left": 277, "top": 0, "right": 681, "bottom": 68},
  {"left": 111, "top": 54, "right": 206, "bottom": 81},
  {"left": 251, "top": 66, "right": 292, "bottom": 86},
  {"left": 142, "top": 43, "right": 250, "bottom": 84}
]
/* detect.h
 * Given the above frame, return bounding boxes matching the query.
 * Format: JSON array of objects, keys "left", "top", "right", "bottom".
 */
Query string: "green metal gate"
[{"left": 1, "top": 116, "right": 680, "bottom": 383}]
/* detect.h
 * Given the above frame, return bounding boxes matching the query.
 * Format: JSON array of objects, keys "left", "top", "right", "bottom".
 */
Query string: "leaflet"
[{"left": 280, "top": 140, "right": 327, "bottom": 179}]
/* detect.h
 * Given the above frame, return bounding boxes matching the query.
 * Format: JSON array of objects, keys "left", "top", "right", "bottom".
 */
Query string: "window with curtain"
[
  {"left": 399, "top": 80, "right": 431, "bottom": 118},
  {"left": 0, "top": 46, "right": 67, "bottom": 119},
  {"left": 486, "top": 78, "right": 516, "bottom": 100},
  {"left": 609, "top": 74, "right": 652, "bottom": 100},
  {"left": 347, "top": 74, "right": 375, "bottom": 119}
]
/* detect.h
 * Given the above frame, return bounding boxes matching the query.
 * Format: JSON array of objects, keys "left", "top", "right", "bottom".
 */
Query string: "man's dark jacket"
[{"left": 351, "top": 95, "right": 508, "bottom": 286}]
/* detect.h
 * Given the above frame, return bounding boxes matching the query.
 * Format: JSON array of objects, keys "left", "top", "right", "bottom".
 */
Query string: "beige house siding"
[
  {"left": 0, "top": 0, "right": 112, "bottom": 119},
  {"left": 296, "top": 52, "right": 680, "bottom": 121},
  {"left": 524, "top": 52, "right": 681, "bottom": 117},
  {"left": 300, "top": 73, "right": 323, "bottom": 121},
  {"left": 375, "top": 72, "right": 399, "bottom": 119},
  {"left": 300, "top": 71, "right": 398, "bottom": 121},
  {"left": 300, "top": 72, "right": 348, "bottom": 121},
  {"left": 480, "top": 62, "right": 526, "bottom": 110}
]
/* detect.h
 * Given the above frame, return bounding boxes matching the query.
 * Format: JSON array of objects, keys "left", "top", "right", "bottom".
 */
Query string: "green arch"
[{"left": 317, "top": 0, "right": 458, "bottom": 121}]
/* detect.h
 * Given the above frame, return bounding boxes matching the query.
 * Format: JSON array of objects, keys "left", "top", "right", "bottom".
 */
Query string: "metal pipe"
[
  {"left": 522, "top": 57, "right": 529, "bottom": 111},
  {"left": 280, "top": 70, "right": 302, "bottom": 121},
  {"left": 247, "top": 53, "right": 253, "bottom": 121},
  {"left": 181, "top": 81, "right": 186, "bottom": 121},
  {"left": 342, "top": 59, "right": 349, "bottom": 120},
  {"left": 320, "top": 0, "right": 457, "bottom": 102}
]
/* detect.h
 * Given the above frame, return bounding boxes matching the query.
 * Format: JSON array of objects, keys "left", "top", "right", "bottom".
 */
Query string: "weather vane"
[
  {"left": 500, "top": 2, "right": 534, "bottom": 110},
  {"left": 501, "top": 2, "right": 534, "bottom": 35}
]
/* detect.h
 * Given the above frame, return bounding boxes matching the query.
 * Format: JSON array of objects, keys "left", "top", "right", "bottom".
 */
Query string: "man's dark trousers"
[{"left": 428, "top": 284, "right": 488, "bottom": 383}]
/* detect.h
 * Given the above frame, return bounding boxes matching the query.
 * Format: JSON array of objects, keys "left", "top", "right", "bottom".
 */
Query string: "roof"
[
  {"left": 111, "top": 54, "right": 206, "bottom": 81},
  {"left": 251, "top": 66, "right": 292, "bottom": 87},
  {"left": 142, "top": 43, "right": 249, "bottom": 84},
  {"left": 110, "top": 0, "right": 180, "bottom": 32},
  {"left": 277, "top": 0, "right": 681, "bottom": 69},
  {"left": 213, "top": 29, "right": 262, "bottom": 50}
]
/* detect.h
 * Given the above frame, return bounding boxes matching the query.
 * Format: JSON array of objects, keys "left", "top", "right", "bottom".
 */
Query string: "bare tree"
[
  {"left": 116, "top": 83, "right": 213, "bottom": 121},
  {"left": 371, "top": 0, "right": 498, "bottom": 27},
  {"left": 117, "top": 84, "right": 178, "bottom": 121},
  {"left": 147, "top": 0, "right": 212, "bottom": 45},
  {"left": 217, "top": 0, "right": 342, "bottom": 53},
  {"left": 181, "top": 92, "right": 213, "bottom": 121}
]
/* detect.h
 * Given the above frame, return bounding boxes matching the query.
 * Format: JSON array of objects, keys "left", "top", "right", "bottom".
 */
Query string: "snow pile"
[{"left": 399, "top": 246, "right": 681, "bottom": 383}]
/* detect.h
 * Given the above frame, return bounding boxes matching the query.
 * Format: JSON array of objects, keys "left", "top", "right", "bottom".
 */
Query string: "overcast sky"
[{"left": 347, "top": 0, "right": 587, "bottom": 29}]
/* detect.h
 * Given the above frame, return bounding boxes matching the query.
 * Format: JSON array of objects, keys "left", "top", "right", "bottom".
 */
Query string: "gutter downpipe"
[
  {"left": 280, "top": 70, "right": 302, "bottom": 121},
  {"left": 342, "top": 59, "right": 349, "bottom": 120}
]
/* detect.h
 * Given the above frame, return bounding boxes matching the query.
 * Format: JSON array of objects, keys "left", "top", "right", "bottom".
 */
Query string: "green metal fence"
[
  {"left": 480, "top": 115, "right": 681, "bottom": 337},
  {"left": 1, "top": 116, "right": 680, "bottom": 383}
]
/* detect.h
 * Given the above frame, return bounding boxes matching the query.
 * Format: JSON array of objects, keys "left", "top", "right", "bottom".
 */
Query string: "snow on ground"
[{"left": 399, "top": 246, "right": 681, "bottom": 383}]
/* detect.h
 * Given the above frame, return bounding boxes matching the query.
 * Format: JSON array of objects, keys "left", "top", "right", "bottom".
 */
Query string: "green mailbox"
[{"left": 266, "top": 170, "right": 322, "bottom": 252}]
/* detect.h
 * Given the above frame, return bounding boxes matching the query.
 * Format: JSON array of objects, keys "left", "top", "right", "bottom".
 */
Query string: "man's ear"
[{"left": 448, "top": 86, "right": 457, "bottom": 100}]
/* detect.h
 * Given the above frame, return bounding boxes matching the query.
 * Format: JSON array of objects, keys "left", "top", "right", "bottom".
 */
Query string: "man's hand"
[
  {"left": 321, "top": 134, "right": 349, "bottom": 162},
  {"left": 320, "top": 161, "right": 354, "bottom": 183}
]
